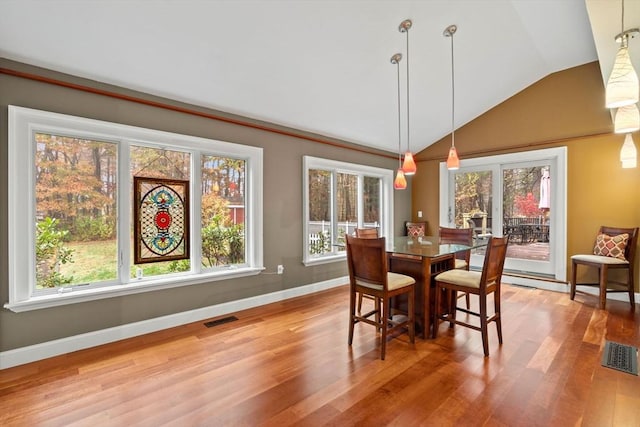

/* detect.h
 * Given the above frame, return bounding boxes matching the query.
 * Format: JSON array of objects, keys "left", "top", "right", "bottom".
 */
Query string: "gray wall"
[{"left": 0, "top": 59, "right": 412, "bottom": 352}]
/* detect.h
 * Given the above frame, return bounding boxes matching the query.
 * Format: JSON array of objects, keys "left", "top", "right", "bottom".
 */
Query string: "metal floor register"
[{"left": 601, "top": 341, "right": 638, "bottom": 376}]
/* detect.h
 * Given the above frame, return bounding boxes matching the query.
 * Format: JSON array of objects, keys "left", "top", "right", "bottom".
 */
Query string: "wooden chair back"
[
  {"left": 479, "top": 236, "right": 509, "bottom": 292},
  {"left": 345, "top": 235, "right": 388, "bottom": 291},
  {"left": 355, "top": 228, "right": 379, "bottom": 239},
  {"left": 439, "top": 226, "right": 473, "bottom": 265}
]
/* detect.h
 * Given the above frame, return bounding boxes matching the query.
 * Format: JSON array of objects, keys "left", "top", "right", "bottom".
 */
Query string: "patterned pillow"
[
  {"left": 593, "top": 233, "right": 629, "bottom": 260},
  {"left": 407, "top": 224, "right": 425, "bottom": 237}
]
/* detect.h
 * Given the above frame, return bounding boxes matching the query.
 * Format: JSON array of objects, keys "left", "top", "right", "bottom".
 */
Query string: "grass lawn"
[{"left": 59, "top": 239, "right": 183, "bottom": 284}]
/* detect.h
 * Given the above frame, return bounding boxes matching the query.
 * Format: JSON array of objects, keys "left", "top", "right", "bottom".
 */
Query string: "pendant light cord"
[
  {"left": 397, "top": 58, "right": 402, "bottom": 167},
  {"left": 621, "top": 0, "right": 624, "bottom": 35},
  {"left": 450, "top": 29, "right": 456, "bottom": 148},
  {"left": 405, "top": 24, "right": 411, "bottom": 154}
]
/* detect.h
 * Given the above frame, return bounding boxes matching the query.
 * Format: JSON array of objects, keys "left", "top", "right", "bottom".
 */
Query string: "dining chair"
[
  {"left": 570, "top": 225, "right": 638, "bottom": 310},
  {"left": 346, "top": 235, "right": 415, "bottom": 360},
  {"left": 439, "top": 226, "right": 474, "bottom": 309},
  {"left": 432, "top": 236, "right": 509, "bottom": 357},
  {"left": 405, "top": 221, "right": 427, "bottom": 237},
  {"left": 355, "top": 227, "right": 380, "bottom": 314}
]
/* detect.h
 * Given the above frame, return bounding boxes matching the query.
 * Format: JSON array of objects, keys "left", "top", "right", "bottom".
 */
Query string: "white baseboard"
[{"left": 0, "top": 277, "right": 348, "bottom": 370}]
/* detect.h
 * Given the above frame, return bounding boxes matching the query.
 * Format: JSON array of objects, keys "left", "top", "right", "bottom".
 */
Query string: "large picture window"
[
  {"left": 303, "top": 156, "right": 394, "bottom": 266},
  {"left": 8, "top": 106, "right": 263, "bottom": 311}
]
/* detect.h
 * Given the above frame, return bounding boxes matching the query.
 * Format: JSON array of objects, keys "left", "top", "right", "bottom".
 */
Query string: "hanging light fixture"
[
  {"left": 620, "top": 133, "right": 637, "bottom": 168},
  {"left": 444, "top": 24, "right": 460, "bottom": 170},
  {"left": 391, "top": 53, "right": 407, "bottom": 190},
  {"left": 614, "top": 103, "right": 640, "bottom": 133},
  {"left": 605, "top": 0, "right": 639, "bottom": 109},
  {"left": 399, "top": 19, "right": 417, "bottom": 175}
]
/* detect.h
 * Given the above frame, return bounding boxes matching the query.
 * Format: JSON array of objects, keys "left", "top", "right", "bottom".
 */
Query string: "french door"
[{"left": 439, "top": 147, "right": 567, "bottom": 282}]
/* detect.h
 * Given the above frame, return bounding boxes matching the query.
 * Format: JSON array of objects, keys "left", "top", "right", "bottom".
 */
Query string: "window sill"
[
  {"left": 302, "top": 253, "right": 346, "bottom": 267},
  {"left": 4, "top": 267, "right": 263, "bottom": 313}
]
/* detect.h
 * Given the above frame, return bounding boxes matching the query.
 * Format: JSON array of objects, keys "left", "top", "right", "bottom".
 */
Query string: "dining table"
[{"left": 385, "top": 235, "right": 484, "bottom": 338}]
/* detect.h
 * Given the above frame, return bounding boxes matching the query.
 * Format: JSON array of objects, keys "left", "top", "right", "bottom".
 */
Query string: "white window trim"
[
  {"left": 302, "top": 155, "right": 394, "bottom": 266},
  {"left": 7, "top": 106, "right": 264, "bottom": 312}
]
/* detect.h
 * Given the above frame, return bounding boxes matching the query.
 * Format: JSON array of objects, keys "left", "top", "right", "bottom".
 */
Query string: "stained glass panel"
[{"left": 134, "top": 177, "right": 190, "bottom": 264}]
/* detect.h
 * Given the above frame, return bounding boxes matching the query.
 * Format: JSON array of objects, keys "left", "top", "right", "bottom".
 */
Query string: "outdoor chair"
[
  {"left": 570, "top": 226, "right": 638, "bottom": 310},
  {"left": 346, "top": 235, "right": 415, "bottom": 360},
  {"left": 433, "top": 236, "right": 509, "bottom": 357},
  {"left": 439, "top": 226, "right": 474, "bottom": 309}
]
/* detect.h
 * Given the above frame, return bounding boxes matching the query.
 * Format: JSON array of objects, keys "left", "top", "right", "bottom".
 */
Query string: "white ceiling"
[{"left": 1, "top": 0, "right": 638, "bottom": 154}]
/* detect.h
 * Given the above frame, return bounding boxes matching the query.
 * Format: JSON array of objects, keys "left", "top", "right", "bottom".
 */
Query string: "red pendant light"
[
  {"left": 447, "top": 146, "right": 460, "bottom": 170},
  {"left": 394, "top": 168, "right": 407, "bottom": 190}
]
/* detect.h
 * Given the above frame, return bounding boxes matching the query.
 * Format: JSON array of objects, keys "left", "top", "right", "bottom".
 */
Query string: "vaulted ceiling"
[{"left": 1, "top": 1, "right": 638, "bottom": 154}]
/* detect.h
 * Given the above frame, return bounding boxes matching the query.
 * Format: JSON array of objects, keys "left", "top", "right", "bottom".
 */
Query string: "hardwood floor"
[{"left": 1, "top": 284, "right": 639, "bottom": 426}]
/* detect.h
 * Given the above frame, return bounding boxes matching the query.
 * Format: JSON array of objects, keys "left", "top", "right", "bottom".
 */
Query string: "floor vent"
[
  {"left": 602, "top": 341, "right": 638, "bottom": 375},
  {"left": 204, "top": 316, "right": 239, "bottom": 328}
]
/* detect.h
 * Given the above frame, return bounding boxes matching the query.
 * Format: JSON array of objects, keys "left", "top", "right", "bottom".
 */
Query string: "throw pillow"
[
  {"left": 593, "top": 233, "right": 629, "bottom": 260},
  {"left": 407, "top": 224, "right": 425, "bottom": 237}
]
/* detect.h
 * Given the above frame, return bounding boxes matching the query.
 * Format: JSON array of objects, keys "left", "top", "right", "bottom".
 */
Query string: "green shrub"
[
  {"left": 36, "top": 217, "right": 75, "bottom": 288},
  {"left": 72, "top": 215, "right": 116, "bottom": 241}
]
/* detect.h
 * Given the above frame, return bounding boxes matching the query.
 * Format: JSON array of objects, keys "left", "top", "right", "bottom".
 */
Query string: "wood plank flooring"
[{"left": 1, "top": 284, "right": 639, "bottom": 426}]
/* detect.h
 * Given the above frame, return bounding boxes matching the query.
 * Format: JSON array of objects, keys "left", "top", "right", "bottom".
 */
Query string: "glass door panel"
[{"left": 453, "top": 169, "right": 493, "bottom": 257}]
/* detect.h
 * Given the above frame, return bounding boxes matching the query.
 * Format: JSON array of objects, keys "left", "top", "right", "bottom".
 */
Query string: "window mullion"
[
  {"left": 119, "top": 140, "right": 131, "bottom": 283},
  {"left": 331, "top": 170, "right": 338, "bottom": 251},
  {"left": 191, "top": 151, "right": 203, "bottom": 274}
]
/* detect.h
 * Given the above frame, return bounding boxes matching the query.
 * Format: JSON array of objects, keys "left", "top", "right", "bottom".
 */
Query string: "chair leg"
[
  {"left": 628, "top": 269, "right": 636, "bottom": 308},
  {"left": 449, "top": 289, "right": 457, "bottom": 328},
  {"left": 380, "top": 297, "right": 389, "bottom": 360},
  {"left": 480, "top": 294, "right": 489, "bottom": 357},
  {"left": 494, "top": 288, "right": 503, "bottom": 344},
  {"left": 408, "top": 287, "right": 415, "bottom": 344},
  {"left": 357, "top": 292, "right": 363, "bottom": 314},
  {"left": 570, "top": 260, "right": 577, "bottom": 300},
  {"left": 599, "top": 265, "right": 607, "bottom": 310},
  {"left": 348, "top": 287, "right": 356, "bottom": 346},
  {"left": 432, "top": 283, "right": 442, "bottom": 339},
  {"left": 375, "top": 297, "right": 381, "bottom": 329},
  {"left": 465, "top": 292, "right": 470, "bottom": 309}
]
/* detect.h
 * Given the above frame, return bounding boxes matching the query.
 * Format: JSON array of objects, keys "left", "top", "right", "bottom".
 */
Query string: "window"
[
  {"left": 7, "top": 106, "right": 263, "bottom": 311},
  {"left": 303, "top": 156, "right": 394, "bottom": 266}
]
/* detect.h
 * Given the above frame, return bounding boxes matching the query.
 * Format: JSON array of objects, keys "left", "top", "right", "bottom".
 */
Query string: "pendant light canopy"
[
  {"left": 399, "top": 19, "right": 417, "bottom": 175},
  {"left": 444, "top": 24, "right": 460, "bottom": 171},
  {"left": 391, "top": 53, "right": 407, "bottom": 190},
  {"left": 614, "top": 103, "right": 640, "bottom": 133},
  {"left": 620, "top": 133, "right": 638, "bottom": 168},
  {"left": 605, "top": 0, "right": 639, "bottom": 109}
]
